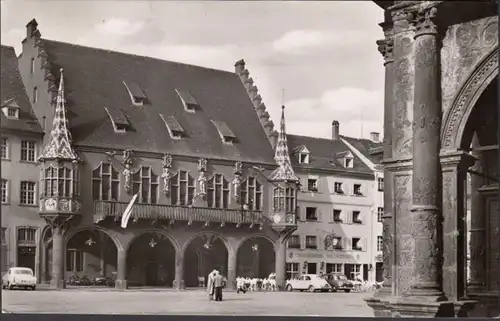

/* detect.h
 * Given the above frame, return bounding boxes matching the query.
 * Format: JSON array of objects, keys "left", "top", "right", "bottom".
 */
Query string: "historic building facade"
[
  {"left": 1, "top": 45, "right": 45, "bottom": 277},
  {"left": 367, "top": 1, "right": 498, "bottom": 317},
  {"left": 15, "top": 19, "right": 299, "bottom": 290}
]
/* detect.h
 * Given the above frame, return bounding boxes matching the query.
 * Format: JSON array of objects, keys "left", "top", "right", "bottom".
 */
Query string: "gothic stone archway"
[{"left": 237, "top": 235, "right": 276, "bottom": 279}]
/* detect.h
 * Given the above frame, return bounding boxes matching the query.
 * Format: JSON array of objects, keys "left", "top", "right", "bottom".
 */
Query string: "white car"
[
  {"left": 286, "top": 274, "right": 331, "bottom": 292},
  {"left": 2, "top": 267, "right": 37, "bottom": 290}
]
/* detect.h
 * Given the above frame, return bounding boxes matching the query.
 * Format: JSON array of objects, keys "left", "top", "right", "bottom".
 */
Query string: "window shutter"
[
  {"left": 342, "top": 237, "right": 347, "bottom": 251},
  {"left": 346, "top": 238, "right": 352, "bottom": 251},
  {"left": 362, "top": 238, "right": 368, "bottom": 252},
  {"left": 316, "top": 235, "right": 321, "bottom": 250},
  {"left": 317, "top": 208, "right": 322, "bottom": 222},
  {"left": 345, "top": 211, "right": 352, "bottom": 224},
  {"left": 300, "top": 207, "right": 306, "bottom": 221},
  {"left": 301, "top": 178, "right": 308, "bottom": 192},
  {"left": 359, "top": 211, "right": 364, "bottom": 224},
  {"left": 300, "top": 235, "right": 305, "bottom": 250},
  {"left": 316, "top": 178, "right": 322, "bottom": 193}
]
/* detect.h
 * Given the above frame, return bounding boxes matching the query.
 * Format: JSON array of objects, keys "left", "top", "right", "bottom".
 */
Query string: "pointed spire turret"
[
  {"left": 268, "top": 105, "right": 299, "bottom": 182},
  {"left": 39, "top": 68, "right": 78, "bottom": 162}
]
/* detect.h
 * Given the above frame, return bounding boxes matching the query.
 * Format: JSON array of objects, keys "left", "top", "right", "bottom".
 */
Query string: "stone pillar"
[
  {"left": 227, "top": 250, "right": 237, "bottom": 290},
  {"left": 115, "top": 249, "right": 127, "bottom": 289},
  {"left": 99, "top": 233, "right": 106, "bottom": 276},
  {"left": 173, "top": 249, "right": 185, "bottom": 290},
  {"left": 275, "top": 240, "right": 286, "bottom": 291},
  {"left": 408, "top": 4, "right": 444, "bottom": 299},
  {"left": 50, "top": 226, "right": 65, "bottom": 289},
  {"left": 468, "top": 135, "right": 487, "bottom": 293}
]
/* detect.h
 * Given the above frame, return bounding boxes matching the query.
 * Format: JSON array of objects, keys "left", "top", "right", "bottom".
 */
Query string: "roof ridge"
[
  {"left": 287, "top": 133, "right": 337, "bottom": 142},
  {"left": 42, "top": 38, "right": 237, "bottom": 75}
]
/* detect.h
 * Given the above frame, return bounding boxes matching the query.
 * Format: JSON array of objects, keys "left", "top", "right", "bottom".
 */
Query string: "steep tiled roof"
[
  {"left": 39, "top": 39, "right": 275, "bottom": 164},
  {"left": 0, "top": 45, "right": 43, "bottom": 135},
  {"left": 286, "top": 134, "right": 373, "bottom": 175},
  {"left": 341, "top": 135, "right": 383, "bottom": 165}
]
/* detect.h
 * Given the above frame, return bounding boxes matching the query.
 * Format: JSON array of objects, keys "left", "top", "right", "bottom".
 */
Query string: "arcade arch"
[{"left": 236, "top": 235, "right": 276, "bottom": 279}]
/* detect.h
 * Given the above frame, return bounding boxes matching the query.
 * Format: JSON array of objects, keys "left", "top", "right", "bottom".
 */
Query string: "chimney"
[
  {"left": 26, "top": 19, "right": 38, "bottom": 38},
  {"left": 370, "top": 132, "right": 380, "bottom": 143},
  {"left": 332, "top": 120, "right": 340, "bottom": 141}
]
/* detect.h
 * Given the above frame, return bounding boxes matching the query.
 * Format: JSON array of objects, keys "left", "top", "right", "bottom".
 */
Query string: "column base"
[
  {"left": 49, "top": 278, "right": 66, "bottom": 289},
  {"left": 115, "top": 279, "right": 128, "bottom": 290},
  {"left": 364, "top": 296, "right": 392, "bottom": 317},
  {"left": 387, "top": 296, "right": 455, "bottom": 317},
  {"left": 173, "top": 279, "right": 185, "bottom": 290}
]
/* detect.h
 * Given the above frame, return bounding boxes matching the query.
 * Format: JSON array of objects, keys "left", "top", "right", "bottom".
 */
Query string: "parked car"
[
  {"left": 286, "top": 274, "right": 331, "bottom": 292},
  {"left": 323, "top": 272, "right": 354, "bottom": 293},
  {"left": 2, "top": 267, "right": 37, "bottom": 290}
]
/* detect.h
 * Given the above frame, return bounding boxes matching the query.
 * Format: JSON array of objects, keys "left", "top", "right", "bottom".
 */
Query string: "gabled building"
[
  {"left": 15, "top": 18, "right": 299, "bottom": 289},
  {"left": 1, "top": 45, "right": 45, "bottom": 276}
]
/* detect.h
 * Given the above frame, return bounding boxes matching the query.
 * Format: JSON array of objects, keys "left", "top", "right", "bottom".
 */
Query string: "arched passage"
[
  {"left": 126, "top": 232, "right": 176, "bottom": 287},
  {"left": 40, "top": 226, "right": 52, "bottom": 284},
  {"left": 183, "top": 233, "right": 229, "bottom": 288},
  {"left": 65, "top": 229, "right": 119, "bottom": 283},
  {"left": 236, "top": 235, "right": 276, "bottom": 279}
]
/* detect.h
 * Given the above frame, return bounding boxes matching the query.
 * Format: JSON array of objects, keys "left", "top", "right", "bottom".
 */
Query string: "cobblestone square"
[{"left": 2, "top": 288, "right": 373, "bottom": 316}]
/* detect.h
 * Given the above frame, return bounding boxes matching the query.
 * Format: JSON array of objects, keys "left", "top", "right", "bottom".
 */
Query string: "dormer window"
[
  {"left": 123, "top": 81, "right": 147, "bottom": 106},
  {"left": 344, "top": 157, "right": 353, "bottom": 168},
  {"left": 2, "top": 99, "right": 20, "bottom": 119},
  {"left": 159, "top": 114, "right": 185, "bottom": 140},
  {"left": 294, "top": 145, "right": 310, "bottom": 164},
  {"left": 104, "top": 107, "right": 130, "bottom": 134},
  {"left": 299, "top": 153, "right": 309, "bottom": 164},
  {"left": 175, "top": 88, "right": 199, "bottom": 113},
  {"left": 211, "top": 120, "right": 236, "bottom": 145}
]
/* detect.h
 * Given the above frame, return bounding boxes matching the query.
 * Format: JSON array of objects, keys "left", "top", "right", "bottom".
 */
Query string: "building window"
[
  {"left": 351, "top": 264, "right": 361, "bottom": 280},
  {"left": 207, "top": 174, "right": 230, "bottom": 209},
  {"left": 44, "top": 166, "right": 78, "bottom": 198},
  {"left": 332, "top": 237, "right": 342, "bottom": 250},
  {"left": 353, "top": 184, "right": 362, "bottom": 196},
  {"left": 92, "top": 163, "right": 119, "bottom": 201},
  {"left": 287, "top": 235, "right": 300, "bottom": 249},
  {"left": 333, "top": 209, "right": 342, "bottom": 222},
  {"left": 306, "top": 207, "right": 318, "bottom": 221},
  {"left": 17, "top": 227, "right": 36, "bottom": 246},
  {"left": 344, "top": 157, "right": 353, "bottom": 168},
  {"left": 326, "top": 263, "right": 342, "bottom": 274},
  {"left": 377, "top": 236, "right": 383, "bottom": 252},
  {"left": 66, "top": 249, "right": 83, "bottom": 272},
  {"left": 305, "top": 235, "right": 317, "bottom": 249},
  {"left": 132, "top": 167, "right": 159, "bottom": 204},
  {"left": 352, "top": 211, "right": 362, "bottom": 224},
  {"left": 1, "top": 137, "right": 8, "bottom": 159},
  {"left": 21, "top": 140, "right": 36, "bottom": 162},
  {"left": 33, "top": 87, "right": 38, "bottom": 103},
  {"left": 30, "top": 58, "right": 35, "bottom": 74},
  {"left": 7, "top": 108, "right": 16, "bottom": 118},
  {"left": 352, "top": 237, "right": 362, "bottom": 251},
  {"left": 1, "top": 179, "right": 8, "bottom": 204},
  {"left": 307, "top": 179, "right": 318, "bottom": 192},
  {"left": 286, "top": 263, "right": 300, "bottom": 280},
  {"left": 334, "top": 182, "right": 343, "bottom": 194},
  {"left": 378, "top": 178, "right": 384, "bottom": 191},
  {"left": 20, "top": 181, "right": 36, "bottom": 205},
  {"left": 240, "top": 176, "right": 263, "bottom": 210},
  {"left": 298, "top": 153, "right": 309, "bottom": 164},
  {"left": 377, "top": 207, "right": 384, "bottom": 222},
  {"left": 170, "top": 170, "right": 195, "bottom": 206},
  {"left": 273, "top": 186, "right": 296, "bottom": 213}
]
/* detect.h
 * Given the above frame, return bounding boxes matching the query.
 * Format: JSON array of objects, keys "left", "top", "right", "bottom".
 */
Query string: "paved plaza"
[{"left": 2, "top": 288, "right": 373, "bottom": 316}]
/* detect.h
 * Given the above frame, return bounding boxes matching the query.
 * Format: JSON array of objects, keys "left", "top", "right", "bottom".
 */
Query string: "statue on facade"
[
  {"left": 161, "top": 153, "right": 173, "bottom": 197},
  {"left": 197, "top": 157, "right": 208, "bottom": 196},
  {"left": 122, "top": 149, "right": 134, "bottom": 194},
  {"left": 232, "top": 161, "right": 243, "bottom": 203}
]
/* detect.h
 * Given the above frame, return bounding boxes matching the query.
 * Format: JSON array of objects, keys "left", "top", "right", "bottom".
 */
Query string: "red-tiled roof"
[
  {"left": 286, "top": 134, "right": 373, "bottom": 175},
  {"left": 40, "top": 39, "right": 276, "bottom": 164},
  {"left": 0, "top": 45, "right": 43, "bottom": 135},
  {"left": 341, "top": 135, "right": 383, "bottom": 165}
]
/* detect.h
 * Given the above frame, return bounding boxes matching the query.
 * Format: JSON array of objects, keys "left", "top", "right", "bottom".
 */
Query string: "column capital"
[
  {"left": 411, "top": 5, "right": 439, "bottom": 38},
  {"left": 377, "top": 38, "right": 395, "bottom": 65},
  {"left": 440, "top": 149, "right": 477, "bottom": 171}
]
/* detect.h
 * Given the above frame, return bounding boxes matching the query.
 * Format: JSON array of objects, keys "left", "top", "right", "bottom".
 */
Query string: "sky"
[{"left": 1, "top": 0, "right": 385, "bottom": 140}]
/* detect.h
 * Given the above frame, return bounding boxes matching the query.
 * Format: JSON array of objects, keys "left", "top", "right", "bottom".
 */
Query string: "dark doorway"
[
  {"left": 236, "top": 237, "right": 275, "bottom": 279},
  {"left": 344, "top": 264, "right": 353, "bottom": 280},
  {"left": 307, "top": 262, "right": 317, "bottom": 275},
  {"left": 17, "top": 246, "right": 35, "bottom": 271},
  {"left": 363, "top": 264, "right": 369, "bottom": 281},
  {"left": 145, "top": 262, "right": 159, "bottom": 286},
  {"left": 376, "top": 262, "right": 383, "bottom": 282}
]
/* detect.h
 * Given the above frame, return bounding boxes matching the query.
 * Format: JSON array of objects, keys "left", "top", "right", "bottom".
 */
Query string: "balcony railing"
[{"left": 94, "top": 200, "right": 267, "bottom": 225}]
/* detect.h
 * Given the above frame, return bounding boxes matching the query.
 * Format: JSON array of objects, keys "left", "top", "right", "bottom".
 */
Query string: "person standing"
[
  {"left": 207, "top": 270, "right": 217, "bottom": 301},
  {"left": 213, "top": 271, "right": 224, "bottom": 301}
]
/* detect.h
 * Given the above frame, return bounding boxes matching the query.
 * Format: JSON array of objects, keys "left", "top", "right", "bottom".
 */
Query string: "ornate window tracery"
[
  {"left": 240, "top": 176, "right": 262, "bottom": 210},
  {"left": 207, "top": 174, "right": 230, "bottom": 209},
  {"left": 273, "top": 186, "right": 295, "bottom": 213},
  {"left": 43, "top": 165, "right": 79, "bottom": 198},
  {"left": 132, "top": 166, "right": 159, "bottom": 204},
  {"left": 170, "top": 170, "right": 195, "bottom": 206},
  {"left": 92, "top": 163, "right": 119, "bottom": 201}
]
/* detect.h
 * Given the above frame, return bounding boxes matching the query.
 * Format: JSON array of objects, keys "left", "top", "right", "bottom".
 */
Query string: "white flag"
[{"left": 121, "top": 193, "right": 139, "bottom": 229}]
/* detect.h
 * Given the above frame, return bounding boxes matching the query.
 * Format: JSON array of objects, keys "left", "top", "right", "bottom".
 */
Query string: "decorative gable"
[
  {"left": 175, "top": 88, "right": 199, "bottom": 113},
  {"left": 123, "top": 81, "right": 147, "bottom": 106},
  {"left": 1, "top": 98, "right": 20, "bottom": 119},
  {"left": 104, "top": 107, "right": 130, "bottom": 133},
  {"left": 159, "top": 114, "right": 185, "bottom": 140},
  {"left": 211, "top": 120, "right": 236, "bottom": 145}
]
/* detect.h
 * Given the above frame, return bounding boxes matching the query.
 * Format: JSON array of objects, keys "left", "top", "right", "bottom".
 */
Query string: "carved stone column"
[
  {"left": 227, "top": 250, "right": 237, "bottom": 290},
  {"left": 440, "top": 150, "right": 476, "bottom": 302},
  {"left": 275, "top": 239, "right": 287, "bottom": 291},
  {"left": 408, "top": 5, "right": 444, "bottom": 299},
  {"left": 174, "top": 249, "right": 185, "bottom": 290},
  {"left": 115, "top": 249, "right": 127, "bottom": 289},
  {"left": 45, "top": 215, "right": 72, "bottom": 289}
]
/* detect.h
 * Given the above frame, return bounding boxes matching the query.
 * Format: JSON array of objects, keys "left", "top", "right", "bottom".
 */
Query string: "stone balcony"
[{"left": 93, "top": 200, "right": 270, "bottom": 226}]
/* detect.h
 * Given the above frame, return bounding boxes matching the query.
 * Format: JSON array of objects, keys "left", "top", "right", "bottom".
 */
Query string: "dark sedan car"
[{"left": 323, "top": 273, "right": 354, "bottom": 293}]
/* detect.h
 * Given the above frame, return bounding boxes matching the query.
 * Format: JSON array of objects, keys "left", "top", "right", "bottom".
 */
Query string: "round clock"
[
  {"left": 273, "top": 214, "right": 281, "bottom": 224},
  {"left": 44, "top": 198, "right": 57, "bottom": 211}
]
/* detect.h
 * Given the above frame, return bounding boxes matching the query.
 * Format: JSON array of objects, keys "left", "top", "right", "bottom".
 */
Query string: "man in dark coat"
[{"left": 213, "top": 271, "right": 224, "bottom": 301}]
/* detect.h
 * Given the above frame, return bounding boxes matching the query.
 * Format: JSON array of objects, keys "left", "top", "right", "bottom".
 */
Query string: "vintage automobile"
[
  {"left": 2, "top": 267, "right": 37, "bottom": 290},
  {"left": 323, "top": 272, "right": 354, "bottom": 293},
  {"left": 286, "top": 274, "right": 332, "bottom": 292}
]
